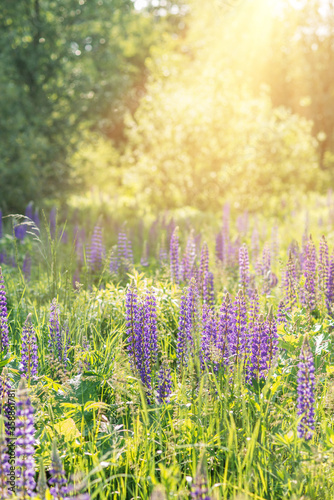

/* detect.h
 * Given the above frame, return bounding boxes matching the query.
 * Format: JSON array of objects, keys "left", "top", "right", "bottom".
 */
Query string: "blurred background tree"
[
  {"left": 1, "top": 0, "right": 334, "bottom": 216},
  {"left": 0, "top": 0, "right": 186, "bottom": 212}
]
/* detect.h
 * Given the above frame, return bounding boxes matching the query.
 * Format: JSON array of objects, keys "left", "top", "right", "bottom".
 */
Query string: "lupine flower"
[
  {"left": 318, "top": 235, "right": 329, "bottom": 293},
  {"left": 215, "top": 231, "right": 224, "bottom": 263},
  {"left": 157, "top": 360, "right": 172, "bottom": 404},
  {"left": 143, "top": 291, "right": 158, "bottom": 367},
  {"left": 218, "top": 293, "right": 233, "bottom": 366},
  {"left": 170, "top": 227, "right": 180, "bottom": 284},
  {"left": 126, "top": 285, "right": 139, "bottom": 369},
  {"left": 303, "top": 236, "right": 317, "bottom": 310},
  {"left": 177, "top": 280, "right": 198, "bottom": 366},
  {"left": 200, "top": 305, "right": 219, "bottom": 369},
  {"left": 49, "top": 441, "right": 69, "bottom": 499},
  {"left": 198, "top": 243, "right": 209, "bottom": 295},
  {"left": 0, "top": 267, "right": 9, "bottom": 351},
  {"left": 0, "top": 416, "right": 10, "bottom": 499},
  {"left": 49, "top": 298, "right": 62, "bottom": 361},
  {"left": 182, "top": 233, "right": 196, "bottom": 282},
  {"left": 135, "top": 303, "right": 151, "bottom": 393},
  {"left": 239, "top": 244, "right": 250, "bottom": 294},
  {"left": 326, "top": 254, "right": 334, "bottom": 313},
  {"left": 297, "top": 339, "right": 315, "bottom": 440},
  {"left": 20, "top": 314, "right": 38, "bottom": 379},
  {"left": 284, "top": 252, "right": 298, "bottom": 310},
  {"left": 88, "top": 226, "right": 105, "bottom": 272},
  {"left": 229, "top": 290, "right": 248, "bottom": 363},
  {"left": 0, "top": 370, "right": 12, "bottom": 444},
  {"left": 266, "top": 306, "right": 278, "bottom": 366},
  {"left": 277, "top": 300, "right": 287, "bottom": 325},
  {"left": 15, "top": 379, "right": 36, "bottom": 498}
]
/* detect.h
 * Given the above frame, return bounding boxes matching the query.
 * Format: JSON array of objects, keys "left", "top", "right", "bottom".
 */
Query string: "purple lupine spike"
[
  {"left": 218, "top": 293, "right": 233, "bottom": 366},
  {"left": 25, "top": 203, "right": 33, "bottom": 221},
  {"left": 303, "top": 236, "right": 317, "bottom": 311},
  {"left": 277, "top": 300, "right": 287, "bottom": 325},
  {"left": 88, "top": 226, "right": 105, "bottom": 272},
  {"left": 157, "top": 359, "right": 172, "bottom": 404},
  {"left": 0, "top": 415, "right": 10, "bottom": 499},
  {"left": 23, "top": 253, "right": 31, "bottom": 282},
  {"left": 247, "top": 289, "right": 260, "bottom": 354},
  {"left": 20, "top": 314, "right": 38, "bottom": 379},
  {"left": 14, "top": 222, "right": 26, "bottom": 241},
  {"left": 230, "top": 290, "right": 248, "bottom": 363},
  {"left": 177, "top": 292, "right": 188, "bottom": 366},
  {"left": 49, "top": 441, "right": 69, "bottom": 499},
  {"left": 326, "top": 254, "right": 334, "bottom": 313},
  {"left": 127, "top": 238, "right": 134, "bottom": 266},
  {"left": 144, "top": 291, "right": 158, "bottom": 367},
  {"left": 200, "top": 306, "right": 219, "bottom": 370},
  {"left": 15, "top": 379, "right": 36, "bottom": 497},
  {"left": 284, "top": 252, "right": 298, "bottom": 311},
  {"left": 0, "top": 267, "right": 9, "bottom": 352},
  {"left": 0, "top": 370, "right": 12, "bottom": 445},
  {"left": 125, "top": 285, "right": 139, "bottom": 370},
  {"left": 319, "top": 235, "right": 329, "bottom": 293},
  {"left": 50, "top": 207, "right": 56, "bottom": 239},
  {"left": 135, "top": 303, "right": 151, "bottom": 393},
  {"left": 49, "top": 298, "right": 61, "bottom": 360},
  {"left": 182, "top": 233, "right": 196, "bottom": 282},
  {"left": 239, "top": 244, "right": 250, "bottom": 294},
  {"left": 199, "top": 243, "right": 209, "bottom": 289},
  {"left": 297, "top": 338, "right": 315, "bottom": 440},
  {"left": 186, "top": 278, "right": 198, "bottom": 348},
  {"left": 248, "top": 314, "right": 268, "bottom": 383},
  {"left": 170, "top": 227, "right": 180, "bottom": 284},
  {"left": 215, "top": 231, "right": 224, "bottom": 264}
]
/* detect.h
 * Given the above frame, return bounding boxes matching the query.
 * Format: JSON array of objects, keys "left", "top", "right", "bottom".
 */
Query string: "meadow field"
[{"left": 1, "top": 198, "right": 334, "bottom": 499}]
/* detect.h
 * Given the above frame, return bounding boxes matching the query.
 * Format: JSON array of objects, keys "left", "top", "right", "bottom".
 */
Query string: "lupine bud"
[
  {"left": 20, "top": 314, "right": 38, "bottom": 379},
  {"left": 170, "top": 228, "right": 180, "bottom": 284},
  {"left": 49, "top": 441, "right": 69, "bottom": 499},
  {"left": 297, "top": 339, "right": 315, "bottom": 440},
  {"left": 0, "top": 416, "right": 10, "bottom": 499},
  {"left": 15, "top": 379, "right": 36, "bottom": 497},
  {"left": 157, "top": 359, "right": 172, "bottom": 404},
  {"left": 0, "top": 267, "right": 9, "bottom": 351}
]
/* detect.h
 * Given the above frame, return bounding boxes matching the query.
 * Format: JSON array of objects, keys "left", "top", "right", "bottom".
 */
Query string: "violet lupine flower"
[
  {"left": 0, "top": 416, "right": 10, "bottom": 499},
  {"left": 20, "top": 314, "right": 38, "bottom": 379},
  {"left": 15, "top": 379, "right": 36, "bottom": 498},
  {"left": 135, "top": 303, "right": 151, "bottom": 393},
  {"left": 239, "top": 244, "right": 250, "bottom": 294},
  {"left": 0, "top": 267, "right": 9, "bottom": 351},
  {"left": 177, "top": 292, "right": 188, "bottom": 367},
  {"left": 247, "top": 289, "right": 260, "bottom": 357},
  {"left": 198, "top": 243, "right": 209, "bottom": 294},
  {"left": 303, "top": 236, "right": 317, "bottom": 311},
  {"left": 0, "top": 370, "right": 12, "bottom": 444},
  {"left": 277, "top": 300, "right": 287, "bottom": 325},
  {"left": 248, "top": 314, "right": 268, "bottom": 383},
  {"left": 319, "top": 235, "right": 329, "bottom": 293},
  {"left": 157, "top": 360, "right": 172, "bottom": 404},
  {"left": 218, "top": 293, "right": 233, "bottom": 366},
  {"left": 170, "top": 227, "right": 180, "bottom": 284},
  {"left": 49, "top": 298, "right": 63, "bottom": 362},
  {"left": 182, "top": 233, "right": 196, "bottom": 282},
  {"left": 215, "top": 231, "right": 224, "bottom": 263},
  {"left": 49, "top": 441, "right": 69, "bottom": 499},
  {"left": 88, "top": 226, "right": 105, "bottom": 272},
  {"left": 284, "top": 252, "right": 298, "bottom": 310},
  {"left": 125, "top": 285, "right": 139, "bottom": 370},
  {"left": 159, "top": 245, "right": 168, "bottom": 266},
  {"left": 297, "top": 339, "right": 315, "bottom": 440},
  {"left": 23, "top": 253, "right": 31, "bottom": 282},
  {"left": 143, "top": 291, "right": 158, "bottom": 368},
  {"left": 326, "top": 254, "right": 334, "bottom": 313},
  {"left": 230, "top": 290, "right": 248, "bottom": 363}
]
